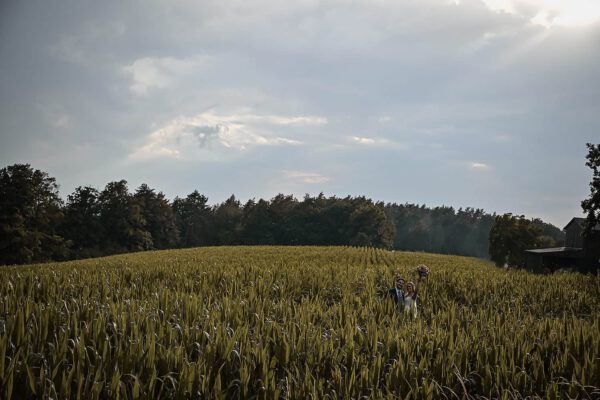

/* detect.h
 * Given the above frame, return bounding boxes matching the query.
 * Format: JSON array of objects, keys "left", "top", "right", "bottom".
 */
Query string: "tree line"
[
  {"left": 486, "top": 143, "right": 600, "bottom": 268},
  {"left": 0, "top": 164, "right": 396, "bottom": 264},
  {"left": 384, "top": 204, "right": 563, "bottom": 259},
  {"left": 0, "top": 163, "right": 565, "bottom": 266}
]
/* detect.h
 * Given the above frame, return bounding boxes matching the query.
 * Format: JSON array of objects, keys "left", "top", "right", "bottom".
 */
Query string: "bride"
[{"left": 404, "top": 281, "right": 418, "bottom": 317}]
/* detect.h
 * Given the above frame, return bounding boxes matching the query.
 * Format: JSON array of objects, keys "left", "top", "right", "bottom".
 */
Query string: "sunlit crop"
[{"left": 1, "top": 246, "right": 599, "bottom": 399}]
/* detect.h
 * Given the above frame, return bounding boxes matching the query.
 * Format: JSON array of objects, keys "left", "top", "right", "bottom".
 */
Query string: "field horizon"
[{"left": 1, "top": 246, "right": 599, "bottom": 399}]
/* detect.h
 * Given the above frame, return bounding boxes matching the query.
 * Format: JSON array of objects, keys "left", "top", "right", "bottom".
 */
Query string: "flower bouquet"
[{"left": 416, "top": 264, "right": 429, "bottom": 278}]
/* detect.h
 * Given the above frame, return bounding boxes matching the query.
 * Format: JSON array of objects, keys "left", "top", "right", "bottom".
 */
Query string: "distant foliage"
[
  {"left": 61, "top": 186, "right": 104, "bottom": 258},
  {"left": 0, "top": 164, "right": 68, "bottom": 264},
  {"left": 172, "top": 191, "right": 212, "bottom": 247},
  {"left": 387, "top": 204, "right": 496, "bottom": 258},
  {"left": 582, "top": 142, "right": 600, "bottom": 236},
  {"left": 0, "top": 163, "right": 566, "bottom": 265},
  {"left": 488, "top": 214, "right": 556, "bottom": 267},
  {"left": 98, "top": 180, "right": 153, "bottom": 253},
  {"left": 134, "top": 184, "right": 179, "bottom": 249}
]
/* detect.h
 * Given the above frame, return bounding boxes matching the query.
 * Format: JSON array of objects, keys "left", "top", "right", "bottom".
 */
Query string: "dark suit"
[{"left": 388, "top": 288, "right": 404, "bottom": 305}]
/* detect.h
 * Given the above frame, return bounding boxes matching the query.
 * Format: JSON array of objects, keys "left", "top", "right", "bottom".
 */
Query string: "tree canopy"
[
  {"left": 0, "top": 163, "right": 566, "bottom": 265},
  {"left": 582, "top": 143, "right": 600, "bottom": 237},
  {"left": 488, "top": 214, "right": 553, "bottom": 267},
  {"left": 0, "top": 164, "right": 68, "bottom": 264}
]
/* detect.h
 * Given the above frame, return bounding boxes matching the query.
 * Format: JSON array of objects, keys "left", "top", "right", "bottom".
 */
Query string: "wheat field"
[{"left": 0, "top": 246, "right": 599, "bottom": 399}]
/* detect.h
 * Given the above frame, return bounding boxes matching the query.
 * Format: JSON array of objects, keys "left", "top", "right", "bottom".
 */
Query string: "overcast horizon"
[{"left": 1, "top": 0, "right": 599, "bottom": 227}]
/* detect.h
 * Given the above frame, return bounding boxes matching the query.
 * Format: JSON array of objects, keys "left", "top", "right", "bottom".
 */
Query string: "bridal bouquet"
[{"left": 416, "top": 264, "right": 429, "bottom": 278}]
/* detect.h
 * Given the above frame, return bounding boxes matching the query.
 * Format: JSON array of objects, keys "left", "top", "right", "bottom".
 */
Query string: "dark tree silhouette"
[
  {"left": 582, "top": 143, "right": 600, "bottom": 237},
  {"left": 0, "top": 163, "right": 568, "bottom": 265},
  {"left": 134, "top": 184, "right": 179, "bottom": 249},
  {"left": 98, "top": 180, "right": 152, "bottom": 253},
  {"left": 62, "top": 186, "right": 104, "bottom": 258},
  {"left": 172, "top": 191, "right": 213, "bottom": 247},
  {"left": 213, "top": 195, "right": 243, "bottom": 245},
  {"left": 0, "top": 164, "right": 68, "bottom": 264},
  {"left": 488, "top": 214, "right": 550, "bottom": 267}
]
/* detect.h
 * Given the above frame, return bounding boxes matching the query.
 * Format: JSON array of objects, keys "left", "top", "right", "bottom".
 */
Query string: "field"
[{"left": 1, "top": 246, "right": 599, "bottom": 399}]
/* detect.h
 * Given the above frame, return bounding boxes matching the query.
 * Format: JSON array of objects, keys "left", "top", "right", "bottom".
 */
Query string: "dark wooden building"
[{"left": 525, "top": 217, "right": 600, "bottom": 274}]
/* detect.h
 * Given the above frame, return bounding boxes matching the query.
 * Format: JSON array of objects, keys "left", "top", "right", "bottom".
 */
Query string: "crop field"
[{"left": 0, "top": 246, "right": 599, "bottom": 399}]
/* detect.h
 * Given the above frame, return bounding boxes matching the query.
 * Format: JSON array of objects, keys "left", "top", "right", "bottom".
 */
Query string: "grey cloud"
[{"left": 1, "top": 0, "right": 598, "bottom": 226}]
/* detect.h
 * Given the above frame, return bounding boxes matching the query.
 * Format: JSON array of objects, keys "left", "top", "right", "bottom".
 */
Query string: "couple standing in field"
[{"left": 388, "top": 276, "right": 419, "bottom": 317}]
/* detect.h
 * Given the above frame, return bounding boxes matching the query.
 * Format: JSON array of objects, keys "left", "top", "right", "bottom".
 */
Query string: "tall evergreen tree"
[
  {"left": 62, "top": 186, "right": 103, "bottom": 258},
  {"left": 172, "top": 191, "right": 213, "bottom": 247},
  {"left": 134, "top": 184, "right": 179, "bottom": 249},
  {"left": 289, "top": 193, "right": 328, "bottom": 245},
  {"left": 269, "top": 194, "right": 297, "bottom": 244},
  {"left": 241, "top": 199, "right": 275, "bottom": 245},
  {"left": 0, "top": 164, "right": 68, "bottom": 264},
  {"left": 98, "top": 180, "right": 152, "bottom": 252},
  {"left": 213, "top": 195, "right": 243, "bottom": 245}
]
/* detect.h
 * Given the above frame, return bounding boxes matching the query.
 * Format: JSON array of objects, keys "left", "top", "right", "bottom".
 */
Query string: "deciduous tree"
[
  {"left": 0, "top": 164, "right": 68, "bottom": 264},
  {"left": 582, "top": 143, "right": 600, "bottom": 237},
  {"left": 489, "top": 214, "right": 544, "bottom": 267}
]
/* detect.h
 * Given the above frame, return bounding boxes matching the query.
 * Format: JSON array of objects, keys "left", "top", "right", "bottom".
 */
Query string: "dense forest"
[
  {"left": 0, "top": 163, "right": 564, "bottom": 265},
  {"left": 385, "top": 204, "right": 564, "bottom": 259}
]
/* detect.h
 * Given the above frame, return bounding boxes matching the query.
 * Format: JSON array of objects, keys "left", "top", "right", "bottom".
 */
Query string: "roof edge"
[
  {"left": 524, "top": 247, "right": 583, "bottom": 254},
  {"left": 564, "top": 217, "right": 585, "bottom": 231}
]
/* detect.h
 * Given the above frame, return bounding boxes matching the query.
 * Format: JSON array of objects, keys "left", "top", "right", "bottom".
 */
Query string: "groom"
[{"left": 388, "top": 276, "right": 405, "bottom": 308}]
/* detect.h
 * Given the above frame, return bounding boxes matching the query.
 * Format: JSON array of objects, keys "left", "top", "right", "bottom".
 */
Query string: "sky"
[{"left": 1, "top": 0, "right": 599, "bottom": 227}]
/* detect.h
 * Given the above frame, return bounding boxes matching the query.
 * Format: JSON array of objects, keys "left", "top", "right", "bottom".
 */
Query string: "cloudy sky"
[{"left": 1, "top": 0, "right": 599, "bottom": 227}]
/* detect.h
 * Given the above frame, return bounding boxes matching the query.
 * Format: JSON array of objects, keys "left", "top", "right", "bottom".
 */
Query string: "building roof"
[
  {"left": 524, "top": 247, "right": 582, "bottom": 254},
  {"left": 564, "top": 217, "right": 600, "bottom": 231}
]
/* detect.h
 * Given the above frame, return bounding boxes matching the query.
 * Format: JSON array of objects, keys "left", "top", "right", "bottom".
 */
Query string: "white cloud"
[
  {"left": 350, "top": 136, "right": 408, "bottom": 150},
  {"left": 235, "top": 115, "right": 327, "bottom": 126},
  {"left": 352, "top": 136, "right": 377, "bottom": 144},
  {"left": 130, "top": 110, "right": 325, "bottom": 159},
  {"left": 283, "top": 170, "right": 330, "bottom": 184},
  {"left": 124, "top": 56, "right": 208, "bottom": 95},
  {"left": 469, "top": 162, "right": 490, "bottom": 170},
  {"left": 482, "top": 0, "right": 600, "bottom": 27}
]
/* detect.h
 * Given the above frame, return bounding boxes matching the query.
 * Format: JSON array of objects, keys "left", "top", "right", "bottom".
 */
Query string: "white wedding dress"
[{"left": 404, "top": 295, "right": 417, "bottom": 317}]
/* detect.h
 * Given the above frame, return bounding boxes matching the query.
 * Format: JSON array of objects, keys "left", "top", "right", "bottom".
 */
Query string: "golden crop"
[{"left": 0, "top": 246, "right": 599, "bottom": 399}]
